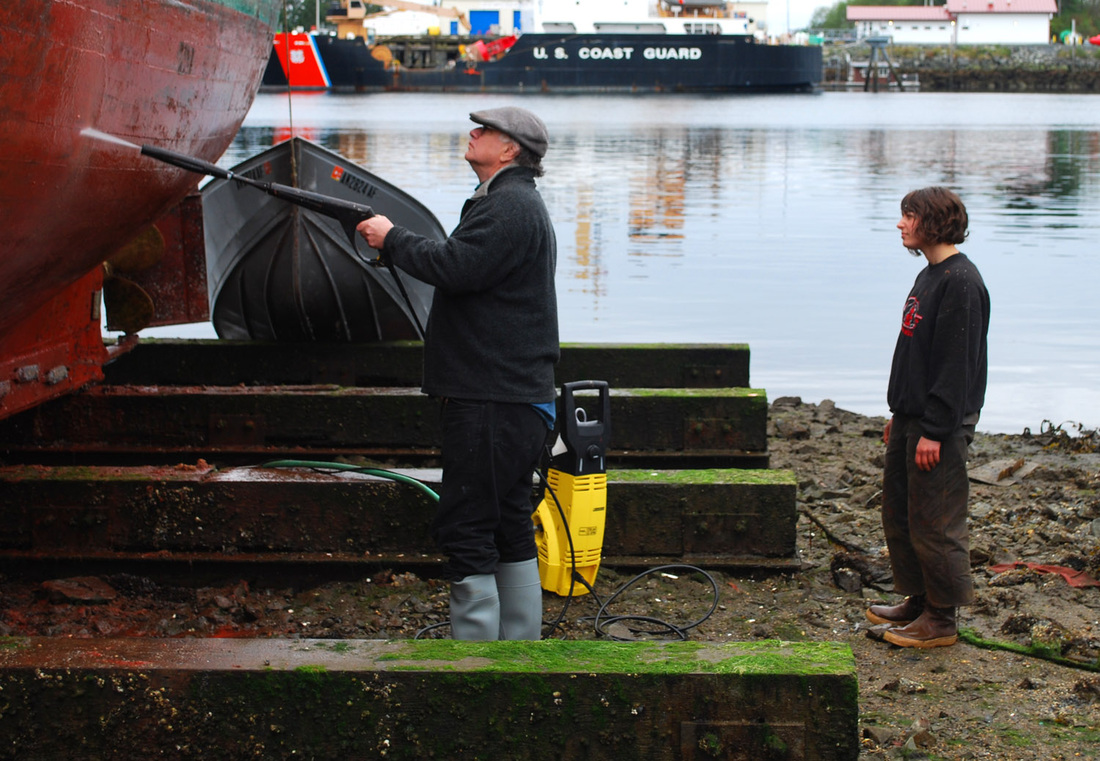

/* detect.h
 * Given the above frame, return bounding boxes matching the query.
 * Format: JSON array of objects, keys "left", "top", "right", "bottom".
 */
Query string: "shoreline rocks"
[{"left": 823, "top": 42, "right": 1100, "bottom": 92}]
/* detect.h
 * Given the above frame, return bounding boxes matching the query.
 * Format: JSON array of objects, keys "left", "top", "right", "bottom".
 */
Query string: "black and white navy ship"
[{"left": 263, "top": 0, "right": 823, "bottom": 94}]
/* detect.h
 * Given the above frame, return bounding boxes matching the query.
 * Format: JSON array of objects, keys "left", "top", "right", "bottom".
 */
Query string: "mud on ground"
[{"left": 1, "top": 399, "right": 1099, "bottom": 759}]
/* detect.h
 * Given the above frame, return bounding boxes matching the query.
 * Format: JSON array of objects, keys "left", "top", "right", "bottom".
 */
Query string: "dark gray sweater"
[
  {"left": 887, "top": 253, "right": 990, "bottom": 441},
  {"left": 381, "top": 166, "right": 559, "bottom": 404}
]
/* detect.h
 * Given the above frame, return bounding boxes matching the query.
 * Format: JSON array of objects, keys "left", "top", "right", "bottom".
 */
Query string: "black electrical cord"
[
  {"left": 535, "top": 452, "right": 721, "bottom": 642},
  {"left": 582, "top": 564, "right": 721, "bottom": 641},
  {"left": 537, "top": 461, "right": 580, "bottom": 638},
  {"left": 263, "top": 457, "right": 722, "bottom": 641}
]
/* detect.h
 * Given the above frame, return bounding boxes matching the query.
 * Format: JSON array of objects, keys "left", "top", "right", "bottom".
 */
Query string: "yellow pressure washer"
[{"left": 532, "top": 380, "right": 610, "bottom": 596}]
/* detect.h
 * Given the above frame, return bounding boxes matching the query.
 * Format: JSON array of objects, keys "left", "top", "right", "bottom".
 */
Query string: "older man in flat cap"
[{"left": 358, "top": 107, "right": 557, "bottom": 641}]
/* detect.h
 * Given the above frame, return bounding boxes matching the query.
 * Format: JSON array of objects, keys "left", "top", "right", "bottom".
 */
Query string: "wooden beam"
[
  {"left": 102, "top": 340, "right": 752, "bottom": 390},
  {"left": 0, "top": 385, "right": 769, "bottom": 467},
  {"left": 0, "top": 465, "right": 797, "bottom": 571}
]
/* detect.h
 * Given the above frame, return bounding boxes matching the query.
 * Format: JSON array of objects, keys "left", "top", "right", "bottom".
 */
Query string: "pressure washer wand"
[
  {"left": 140, "top": 143, "right": 426, "bottom": 340},
  {"left": 139, "top": 144, "right": 374, "bottom": 247}
]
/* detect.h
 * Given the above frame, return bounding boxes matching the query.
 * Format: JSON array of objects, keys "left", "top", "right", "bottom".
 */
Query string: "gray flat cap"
[{"left": 470, "top": 107, "right": 548, "bottom": 158}]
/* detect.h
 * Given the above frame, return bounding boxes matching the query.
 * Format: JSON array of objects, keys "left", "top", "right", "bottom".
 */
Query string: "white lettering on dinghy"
[
  {"left": 643, "top": 47, "right": 703, "bottom": 60},
  {"left": 578, "top": 47, "right": 635, "bottom": 60}
]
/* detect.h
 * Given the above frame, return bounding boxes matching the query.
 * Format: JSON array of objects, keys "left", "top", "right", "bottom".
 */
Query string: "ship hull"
[
  {"left": 0, "top": 0, "right": 280, "bottom": 419},
  {"left": 263, "top": 32, "right": 823, "bottom": 93}
]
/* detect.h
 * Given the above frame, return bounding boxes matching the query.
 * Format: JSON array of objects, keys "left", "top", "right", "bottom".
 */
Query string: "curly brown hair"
[{"left": 900, "top": 187, "right": 969, "bottom": 249}]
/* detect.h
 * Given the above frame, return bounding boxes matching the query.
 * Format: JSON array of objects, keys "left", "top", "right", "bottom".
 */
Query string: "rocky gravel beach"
[
  {"left": 2, "top": 399, "right": 1098, "bottom": 759},
  {"left": 767, "top": 398, "right": 1100, "bottom": 759}
]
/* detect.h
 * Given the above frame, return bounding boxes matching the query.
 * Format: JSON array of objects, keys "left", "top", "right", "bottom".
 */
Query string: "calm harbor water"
[{"left": 142, "top": 91, "right": 1100, "bottom": 434}]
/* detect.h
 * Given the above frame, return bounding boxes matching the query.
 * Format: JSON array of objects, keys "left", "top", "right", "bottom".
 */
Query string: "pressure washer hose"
[
  {"left": 261, "top": 458, "right": 720, "bottom": 641},
  {"left": 261, "top": 459, "right": 440, "bottom": 502}
]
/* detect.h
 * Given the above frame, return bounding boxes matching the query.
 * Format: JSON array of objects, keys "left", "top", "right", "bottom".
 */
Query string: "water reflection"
[
  {"left": 571, "top": 185, "right": 606, "bottom": 299},
  {"left": 213, "top": 93, "right": 1100, "bottom": 433}
]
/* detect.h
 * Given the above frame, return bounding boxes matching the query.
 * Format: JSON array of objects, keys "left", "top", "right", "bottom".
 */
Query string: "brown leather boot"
[
  {"left": 882, "top": 605, "right": 958, "bottom": 648},
  {"left": 865, "top": 594, "right": 924, "bottom": 626}
]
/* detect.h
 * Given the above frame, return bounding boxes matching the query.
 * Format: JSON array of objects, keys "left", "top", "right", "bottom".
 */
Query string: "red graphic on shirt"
[{"left": 901, "top": 297, "right": 922, "bottom": 336}]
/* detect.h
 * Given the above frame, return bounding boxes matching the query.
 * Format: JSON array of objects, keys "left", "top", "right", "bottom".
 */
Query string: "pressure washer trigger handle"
[{"left": 335, "top": 206, "right": 375, "bottom": 262}]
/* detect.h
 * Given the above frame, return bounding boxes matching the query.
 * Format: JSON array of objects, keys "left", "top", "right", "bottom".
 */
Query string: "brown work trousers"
[{"left": 881, "top": 414, "right": 976, "bottom": 608}]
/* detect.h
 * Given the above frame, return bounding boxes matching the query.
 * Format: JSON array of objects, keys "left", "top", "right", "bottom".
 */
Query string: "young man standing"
[{"left": 867, "top": 187, "right": 991, "bottom": 649}]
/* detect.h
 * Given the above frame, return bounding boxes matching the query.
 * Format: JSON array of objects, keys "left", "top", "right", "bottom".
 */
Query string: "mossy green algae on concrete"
[
  {"left": 561, "top": 342, "right": 750, "bottom": 351},
  {"left": 624, "top": 387, "right": 765, "bottom": 398},
  {"left": 206, "top": 640, "right": 858, "bottom": 759},
  {"left": 0, "top": 639, "right": 858, "bottom": 760},
  {"left": 609, "top": 468, "right": 797, "bottom": 486},
  {"left": 370, "top": 639, "right": 853, "bottom": 676}
]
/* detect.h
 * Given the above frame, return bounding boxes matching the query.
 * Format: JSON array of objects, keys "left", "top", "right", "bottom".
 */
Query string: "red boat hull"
[{"left": 0, "top": 0, "right": 279, "bottom": 419}]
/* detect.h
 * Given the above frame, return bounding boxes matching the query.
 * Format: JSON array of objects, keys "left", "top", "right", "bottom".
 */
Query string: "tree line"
[{"left": 278, "top": 1, "right": 363, "bottom": 31}]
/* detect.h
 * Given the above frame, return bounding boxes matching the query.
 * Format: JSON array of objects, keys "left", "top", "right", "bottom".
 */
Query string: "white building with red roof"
[{"left": 847, "top": 0, "right": 1058, "bottom": 44}]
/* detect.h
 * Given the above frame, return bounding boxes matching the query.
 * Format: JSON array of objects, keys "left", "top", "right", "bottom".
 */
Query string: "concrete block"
[{"left": 0, "top": 637, "right": 858, "bottom": 760}]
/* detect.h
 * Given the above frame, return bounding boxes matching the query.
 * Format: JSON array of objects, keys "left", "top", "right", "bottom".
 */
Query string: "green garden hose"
[{"left": 262, "top": 459, "right": 440, "bottom": 502}]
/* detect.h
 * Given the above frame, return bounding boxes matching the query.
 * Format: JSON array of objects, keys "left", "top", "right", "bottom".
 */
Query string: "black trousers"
[
  {"left": 881, "top": 414, "right": 976, "bottom": 608},
  {"left": 433, "top": 398, "right": 548, "bottom": 581}
]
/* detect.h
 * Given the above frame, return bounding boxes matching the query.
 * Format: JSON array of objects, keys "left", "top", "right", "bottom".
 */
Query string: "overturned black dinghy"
[{"left": 203, "top": 137, "right": 442, "bottom": 341}]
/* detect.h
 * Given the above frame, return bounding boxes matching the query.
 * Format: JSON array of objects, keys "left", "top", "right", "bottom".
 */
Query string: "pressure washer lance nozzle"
[{"left": 140, "top": 144, "right": 233, "bottom": 181}]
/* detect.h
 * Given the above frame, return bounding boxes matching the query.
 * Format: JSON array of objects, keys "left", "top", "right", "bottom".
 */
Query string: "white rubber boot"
[
  {"left": 449, "top": 574, "right": 500, "bottom": 641},
  {"left": 496, "top": 559, "right": 543, "bottom": 640}
]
